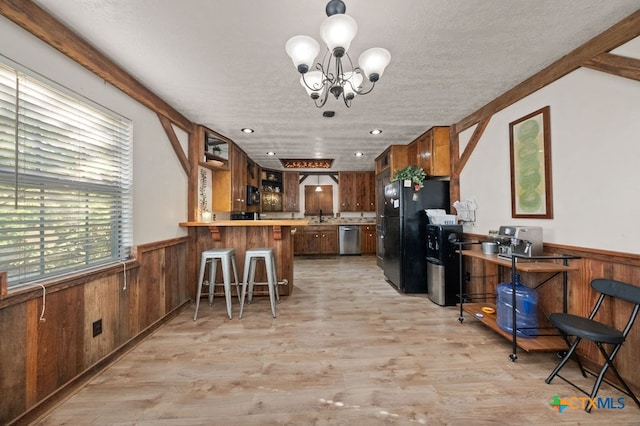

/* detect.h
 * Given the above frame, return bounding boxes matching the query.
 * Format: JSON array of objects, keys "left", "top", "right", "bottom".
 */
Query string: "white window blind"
[{"left": 0, "top": 60, "right": 132, "bottom": 288}]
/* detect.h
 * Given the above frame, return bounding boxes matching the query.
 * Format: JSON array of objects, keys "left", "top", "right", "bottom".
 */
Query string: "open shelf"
[
  {"left": 201, "top": 130, "right": 230, "bottom": 170},
  {"left": 460, "top": 302, "right": 567, "bottom": 352}
]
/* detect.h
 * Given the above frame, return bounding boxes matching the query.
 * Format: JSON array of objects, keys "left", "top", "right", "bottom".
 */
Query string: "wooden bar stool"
[
  {"left": 239, "top": 248, "right": 280, "bottom": 318},
  {"left": 193, "top": 248, "right": 240, "bottom": 320}
]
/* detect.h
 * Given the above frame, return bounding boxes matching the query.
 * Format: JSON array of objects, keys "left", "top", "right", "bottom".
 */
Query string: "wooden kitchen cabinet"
[
  {"left": 304, "top": 185, "right": 333, "bottom": 216},
  {"left": 283, "top": 171, "right": 300, "bottom": 212},
  {"left": 231, "top": 144, "right": 247, "bottom": 211},
  {"left": 362, "top": 172, "right": 375, "bottom": 211},
  {"left": 261, "top": 169, "right": 283, "bottom": 212},
  {"left": 212, "top": 138, "right": 255, "bottom": 212},
  {"left": 360, "top": 225, "right": 376, "bottom": 254},
  {"left": 411, "top": 126, "right": 451, "bottom": 177},
  {"left": 338, "top": 172, "right": 355, "bottom": 211},
  {"left": 320, "top": 227, "right": 339, "bottom": 254},
  {"left": 338, "top": 171, "right": 375, "bottom": 212},
  {"left": 294, "top": 225, "right": 338, "bottom": 255},
  {"left": 375, "top": 145, "right": 408, "bottom": 176}
]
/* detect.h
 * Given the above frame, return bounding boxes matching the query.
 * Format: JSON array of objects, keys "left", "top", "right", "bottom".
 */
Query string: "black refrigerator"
[{"left": 382, "top": 179, "right": 450, "bottom": 293}]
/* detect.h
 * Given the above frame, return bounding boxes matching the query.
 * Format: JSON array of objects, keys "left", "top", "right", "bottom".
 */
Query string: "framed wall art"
[{"left": 509, "top": 106, "right": 553, "bottom": 218}]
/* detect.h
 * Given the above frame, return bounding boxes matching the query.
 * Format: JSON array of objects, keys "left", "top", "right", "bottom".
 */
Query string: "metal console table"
[{"left": 457, "top": 249, "right": 579, "bottom": 361}]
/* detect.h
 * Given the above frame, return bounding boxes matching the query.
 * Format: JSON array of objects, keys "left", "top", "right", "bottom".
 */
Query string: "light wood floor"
[{"left": 37, "top": 256, "right": 639, "bottom": 425}]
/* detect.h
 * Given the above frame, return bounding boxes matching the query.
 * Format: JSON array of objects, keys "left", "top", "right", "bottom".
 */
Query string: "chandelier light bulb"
[
  {"left": 300, "top": 71, "right": 325, "bottom": 99},
  {"left": 319, "top": 14, "right": 357, "bottom": 57},
  {"left": 358, "top": 47, "right": 391, "bottom": 82},
  {"left": 286, "top": 35, "right": 320, "bottom": 74},
  {"left": 342, "top": 71, "right": 363, "bottom": 100}
]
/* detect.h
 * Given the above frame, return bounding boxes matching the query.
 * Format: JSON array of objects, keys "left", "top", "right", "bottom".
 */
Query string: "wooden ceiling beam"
[
  {"left": 454, "top": 9, "right": 640, "bottom": 133},
  {"left": 583, "top": 52, "right": 640, "bottom": 82},
  {"left": 0, "top": 0, "right": 193, "bottom": 132}
]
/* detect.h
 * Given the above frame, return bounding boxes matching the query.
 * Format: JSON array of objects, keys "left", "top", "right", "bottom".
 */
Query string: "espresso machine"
[{"left": 491, "top": 226, "right": 543, "bottom": 259}]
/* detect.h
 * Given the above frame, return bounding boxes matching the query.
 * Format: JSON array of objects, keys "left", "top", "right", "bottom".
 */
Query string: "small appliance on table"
[{"left": 490, "top": 226, "right": 543, "bottom": 259}]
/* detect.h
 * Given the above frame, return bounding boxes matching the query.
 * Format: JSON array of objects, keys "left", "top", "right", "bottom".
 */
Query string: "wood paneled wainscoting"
[
  {"left": 0, "top": 237, "right": 190, "bottom": 425},
  {"left": 462, "top": 235, "right": 640, "bottom": 394}
]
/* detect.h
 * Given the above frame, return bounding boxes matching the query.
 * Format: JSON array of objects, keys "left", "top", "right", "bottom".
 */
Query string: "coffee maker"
[{"left": 491, "top": 226, "right": 543, "bottom": 259}]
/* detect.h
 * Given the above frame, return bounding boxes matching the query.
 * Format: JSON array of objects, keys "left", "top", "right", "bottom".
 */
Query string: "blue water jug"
[{"left": 496, "top": 274, "right": 538, "bottom": 338}]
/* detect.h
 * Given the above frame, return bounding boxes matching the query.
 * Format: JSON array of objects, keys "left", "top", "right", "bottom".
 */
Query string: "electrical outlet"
[{"left": 92, "top": 319, "right": 102, "bottom": 337}]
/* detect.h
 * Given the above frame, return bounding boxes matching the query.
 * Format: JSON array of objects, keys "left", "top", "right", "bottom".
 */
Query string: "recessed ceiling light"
[
  {"left": 266, "top": 151, "right": 276, "bottom": 156},
  {"left": 241, "top": 128, "right": 254, "bottom": 133},
  {"left": 370, "top": 129, "right": 382, "bottom": 135},
  {"left": 354, "top": 152, "right": 364, "bottom": 157}
]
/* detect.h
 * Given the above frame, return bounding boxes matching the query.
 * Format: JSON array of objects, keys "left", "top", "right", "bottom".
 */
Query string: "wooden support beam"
[
  {"left": 455, "top": 9, "right": 640, "bottom": 133},
  {"left": 454, "top": 117, "right": 491, "bottom": 176},
  {"left": 158, "top": 114, "right": 191, "bottom": 176},
  {"left": 0, "top": 0, "right": 193, "bottom": 132},
  {"left": 450, "top": 117, "right": 490, "bottom": 209},
  {"left": 583, "top": 52, "right": 640, "bottom": 82}
]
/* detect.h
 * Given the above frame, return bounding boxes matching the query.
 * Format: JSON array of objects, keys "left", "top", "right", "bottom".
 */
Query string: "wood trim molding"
[
  {"left": 0, "top": 0, "right": 193, "bottom": 132},
  {"left": 454, "top": 9, "right": 640, "bottom": 133},
  {"left": 583, "top": 52, "right": 640, "bottom": 82},
  {"left": 133, "top": 236, "right": 190, "bottom": 257},
  {"left": 158, "top": 114, "right": 191, "bottom": 176},
  {"left": 0, "top": 260, "right": 140, "bottom": 309},
  {"left": 0, "top": 271, "right": 6, "bottom": 298},
  {"left": 449, "top": 130, "right": 461, "bottom": 211}
]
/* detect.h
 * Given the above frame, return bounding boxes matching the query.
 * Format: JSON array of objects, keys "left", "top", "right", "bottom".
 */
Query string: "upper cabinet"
[
  {"left": 283, "top": 171, "right": 300, "bottom": 212},
  {"left": 260, "top": 170, "right": 300, "bottom": 213},
  {"left": 338, "top": 171, "right": 375, "bottom": 212},
  {"left": 375, "top": 145, "right": 408, "bottom": 176},
  {"left": 410, "top": 126, "right": 451, "bottom": 177},
  {"left": 304, "top": 185, "right": 333, "bottom": 216},
  {"left": 212, "top": 142, "right": 255, "bottom": 212},
  {"left": 375, "top": 127, "right": 451, "bottom": 179},
  {"left": 261, "top": 169, "right": 283, "bottom": 212}
]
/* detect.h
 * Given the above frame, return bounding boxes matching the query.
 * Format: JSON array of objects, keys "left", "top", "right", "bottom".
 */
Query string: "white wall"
[
  {"left": 0, "top": 18, "right": 189, "bottom": 245},
  {"left": 460, "top": 37, "right": 640, "bottom": 254}
]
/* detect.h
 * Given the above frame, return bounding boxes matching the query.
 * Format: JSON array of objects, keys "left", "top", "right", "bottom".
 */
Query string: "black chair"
[{"left": 545, "top": 278, "right": 640, "bottom": 412}]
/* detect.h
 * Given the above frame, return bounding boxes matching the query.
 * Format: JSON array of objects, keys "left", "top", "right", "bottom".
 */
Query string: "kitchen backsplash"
[{"left": 261, "top": 211, "right": 376, "bottom": 224}]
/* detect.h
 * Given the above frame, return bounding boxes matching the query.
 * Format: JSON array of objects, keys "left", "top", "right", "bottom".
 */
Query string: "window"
[{"left": 0, "top": 59, "right": 132, "bottom": 289}]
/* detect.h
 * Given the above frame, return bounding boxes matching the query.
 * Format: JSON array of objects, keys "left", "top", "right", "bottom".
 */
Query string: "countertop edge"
[{"left": 179, "top": 220, "right": 309, "bottom": 227}]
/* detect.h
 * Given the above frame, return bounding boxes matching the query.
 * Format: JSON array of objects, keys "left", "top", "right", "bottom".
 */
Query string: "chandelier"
[{"left": 285, "top": 0, "right": 391, "bottom": 108}]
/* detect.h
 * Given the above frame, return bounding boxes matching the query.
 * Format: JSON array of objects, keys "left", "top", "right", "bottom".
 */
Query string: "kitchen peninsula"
[{"left": 179, "top": 220, "right": 308, "bottom": 296}]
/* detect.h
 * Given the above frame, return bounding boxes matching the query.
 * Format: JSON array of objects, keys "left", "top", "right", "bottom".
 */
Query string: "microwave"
[{"left": 246, "top": 185, "right": 260, "bottom": 205}]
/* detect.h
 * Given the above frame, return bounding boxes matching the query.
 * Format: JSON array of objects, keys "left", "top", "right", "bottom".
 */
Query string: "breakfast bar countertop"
[{"left": 179, "top": 220, "right": 309, "bottom": 227}]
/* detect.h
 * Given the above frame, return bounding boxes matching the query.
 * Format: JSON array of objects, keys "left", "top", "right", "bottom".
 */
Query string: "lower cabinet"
[
  {"left": 360, "top": 225, "right": 376, "bottom": 254},
  {"left": 294, "top": 225, "right": 338, "bottom": 255}
]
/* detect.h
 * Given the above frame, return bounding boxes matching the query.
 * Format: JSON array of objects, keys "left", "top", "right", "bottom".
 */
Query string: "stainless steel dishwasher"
[{"left": 339, "top": 225, "right": 361, "bottom": 255}]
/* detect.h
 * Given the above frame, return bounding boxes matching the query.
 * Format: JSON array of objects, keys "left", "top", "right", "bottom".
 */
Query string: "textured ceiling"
[{"left": 32, "top": 0, "right": 640, "bottom": 172}]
